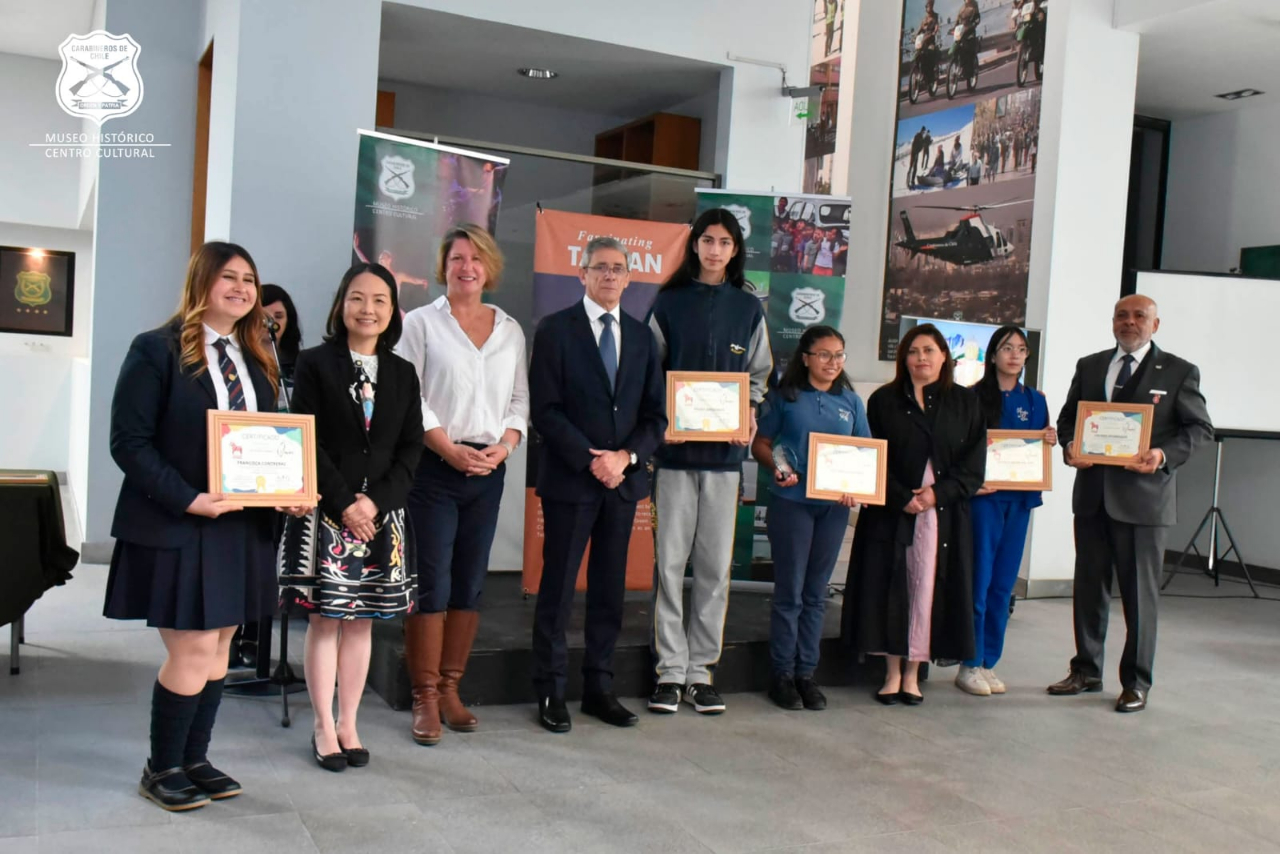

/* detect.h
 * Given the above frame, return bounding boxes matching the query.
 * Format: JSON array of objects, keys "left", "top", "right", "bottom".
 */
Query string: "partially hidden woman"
[
  {"left": 397, "top": 224, "right": 529, "bottom": 744},
  {"left": 104, "top": 241, "right": 280, "bottom": 811},
  {"left": 840, "top": 323, "right": 986, "bottom": 705},
  {"left": 260, "top": 283, "right": 303, "bottom": 411},
  {"left": 955, "top": 325, "right": 1055, "bottom": 696},
  {"left": 277, "top": 263, "right": 424, "bottom": 770},
  {"left": 752, "top": 326, "right": 869, "bottom": 711}
]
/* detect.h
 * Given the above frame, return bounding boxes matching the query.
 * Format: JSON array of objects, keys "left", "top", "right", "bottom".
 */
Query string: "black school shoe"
[
  {"left": 338, "top": 740, "right": 370, "bottom": 767},
  {"left": 768, "top": 674, "right": 803, "bottom": 710},
  {"left": 793, "top": 677, "right": 827, "bottom": 711},
  {"left": 139, "top": 761, "right": 210, "bottom": 811},
  {"left": 538, "top": 696, "right": 572, "bottom": 733},
  {"left": 183, "top": 761, "right": 242, "bottom": 799}
]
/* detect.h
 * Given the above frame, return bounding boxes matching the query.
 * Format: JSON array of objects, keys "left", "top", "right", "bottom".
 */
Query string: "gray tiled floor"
[{"left": 3, "top": 565, "right": 1279, "bottom": 853}]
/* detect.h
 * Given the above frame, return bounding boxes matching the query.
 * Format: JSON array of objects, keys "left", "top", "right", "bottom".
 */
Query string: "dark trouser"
[
  {"left": 407, "top": 451, "right": 506, "bottom": 613},
  {"left": 532, "top": 492, "right": 636, "bottom": 699},
  {"left": 766, "top": 497, "right": 850, "bottom": 678},
  {"left": 1071, "top": 511, "right": 1167, "bottom": 691}
]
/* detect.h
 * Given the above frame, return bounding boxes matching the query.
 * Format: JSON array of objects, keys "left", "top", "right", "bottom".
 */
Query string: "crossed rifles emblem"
[
  {"left": 793, "top": 292, "right": 823, "bottom": 318},
  {"left": 383, "top": 165, "right": 413, "bottom": 192},
  {"left": 68, "top": 56, "right": 132, "bottom": 98}
]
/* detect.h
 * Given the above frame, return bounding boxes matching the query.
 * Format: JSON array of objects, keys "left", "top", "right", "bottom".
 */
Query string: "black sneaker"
[
  {"left": 647, "top": 682, "right": 682, "bottom": 714},
  {"left": 684, "top": 683, "right": 726, "bottom": 715},
  {"left": 768, "top": 673, "right": 803, "bottom": 710},
  {"left": 794, "top": 677, "right": 827, "bottom": 711}
]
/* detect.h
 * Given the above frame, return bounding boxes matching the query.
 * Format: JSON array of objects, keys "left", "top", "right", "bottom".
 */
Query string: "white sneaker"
[
  {"left": 955, "top": 665, "right": 991, "bottom": 696},
  {"left": 981, "top": 668, "right": 1006, "bottom": 694}
]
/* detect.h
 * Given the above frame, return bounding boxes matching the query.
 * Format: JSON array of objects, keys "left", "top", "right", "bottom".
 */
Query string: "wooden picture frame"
[
  {"left": 984, "top": 429, "right": 1053, "bottom": 491},
  {"left": 665, "top": 371, "right": 751, "bottom": 443},
  {"left": 805, "top": 433, "right": 889, "bottom": 505},
  {"left": 1072, "top": 401, "right": 1155, "bottom": 467},
  {"left": 207, "top": 410, "right": 319, "bottom": 507}
]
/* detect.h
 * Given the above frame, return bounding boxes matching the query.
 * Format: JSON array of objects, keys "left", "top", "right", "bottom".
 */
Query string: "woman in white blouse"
[{"left": 396, "top": 223, "right": 529, "bottom": 745}]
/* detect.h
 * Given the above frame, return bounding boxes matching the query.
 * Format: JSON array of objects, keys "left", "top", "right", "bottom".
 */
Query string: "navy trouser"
[
  {"left": 766, "top": 497, "right": 850, "bottom": 677},
  {"left": 407, "top": 450, "right": 506, "bottom": 613},
  {"left": 965, "top": 496, "right": 1031, "bottom": 669}
]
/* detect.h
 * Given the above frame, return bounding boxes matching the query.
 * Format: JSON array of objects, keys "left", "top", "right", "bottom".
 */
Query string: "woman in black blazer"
[
  {"left": 104, "top": 241, "right": 281, "bottom": 811},
  {"left": 278, "top": 263, "right": 424, "bottom": 771}
]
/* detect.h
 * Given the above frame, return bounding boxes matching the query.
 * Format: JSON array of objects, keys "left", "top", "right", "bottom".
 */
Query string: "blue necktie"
[
  {"left": 598, "top": 313, "right": 618, "bottom": 392},
  {"left": 213, "top": 338, "right": 246, "bottom": 410},
  {"left": 1113, "top": 353, "right": 1135, "bottom": 400}
]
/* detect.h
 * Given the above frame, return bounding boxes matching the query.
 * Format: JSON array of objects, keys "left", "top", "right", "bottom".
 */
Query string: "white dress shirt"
[
  {"left": 582, "top": 295, "right": 622, "bottom": 363},
  {"left": 203, "top": 324, "right": 259, "bottom": 412},
  {"left": 1105, "top": 340, "right": 1152, "bottom": 402},
  {"left": 396, "top": 296, "right": 530, "bottom": 444}
]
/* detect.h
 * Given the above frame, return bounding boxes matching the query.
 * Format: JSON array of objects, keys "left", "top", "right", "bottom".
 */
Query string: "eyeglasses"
[
  {"left": 806, "top": 350, "right": 847, "bottom": 364},
  {"left": 997, "top": 345, "right": 1029, "bottom": 356},
  {"left": 586, "top": 264, "right": 629, "bottom": 277}
]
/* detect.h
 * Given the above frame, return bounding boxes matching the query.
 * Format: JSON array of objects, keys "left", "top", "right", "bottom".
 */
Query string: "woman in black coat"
[
  {"left": 841, "top": 323, "right": 986, "bottom": 704},
  {"left": 104, "top": 241, "right": 280, "bottom": 811},
  {"left": 278, "top": 263, "right": 423, "bottom": 770}
]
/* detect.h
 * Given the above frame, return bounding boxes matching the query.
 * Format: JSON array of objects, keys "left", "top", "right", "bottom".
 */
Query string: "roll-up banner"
[{"left": 521, "top": 209, "right": 689, "bottom": 594}]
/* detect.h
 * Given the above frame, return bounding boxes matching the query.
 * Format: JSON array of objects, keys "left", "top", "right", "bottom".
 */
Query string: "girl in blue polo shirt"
[
  {"left": 753, "top": 325, "right": 870, "bottom": 711},
  {"left": 957, "top": 325, "right": 1056, "bottom": 696}
]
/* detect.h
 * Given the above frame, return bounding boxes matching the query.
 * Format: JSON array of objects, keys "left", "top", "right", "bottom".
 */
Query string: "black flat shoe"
[
  {"left": 337, "top": 739, "right": 370, "bottom": 768},
  {"left": 899, "top": 690, "right": 924, "bottom": 706},
  {"left": 794, "top": 677, "right": 827, "bottom": 711},
  {"left": 138, "top": 761, "right": 210, "bottom": 812},
  {"left": 183, "top": 761, "right": 242, "bottom": 799},
  {"left": 312, "top": 734, "right": 348, "bottom": 772},
  {"left": 768, "top": 674, "right": 803, "bottom": 711},
  {"left": 874, "top": 690, "right": 899, "bottom": 706},
  {"left": 539, "top": 696, "right": 572, "bottom": 733},
  {"left": 581, "top": 692, "right": 638, "bottom": 727}
]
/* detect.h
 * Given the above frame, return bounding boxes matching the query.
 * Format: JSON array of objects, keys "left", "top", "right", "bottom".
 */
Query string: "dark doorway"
[{"left": 1121, "top": 115, "right": 1170, "bottom": 294}]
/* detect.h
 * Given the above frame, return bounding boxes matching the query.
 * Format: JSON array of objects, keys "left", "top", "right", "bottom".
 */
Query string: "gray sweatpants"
[{"left": 652, "top": 467, "right": 740, "bottom": 686}]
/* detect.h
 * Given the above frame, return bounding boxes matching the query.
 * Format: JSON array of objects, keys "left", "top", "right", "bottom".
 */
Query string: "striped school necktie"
[{"left": 213, "top": 338, "right": 247, "bottom": 410}]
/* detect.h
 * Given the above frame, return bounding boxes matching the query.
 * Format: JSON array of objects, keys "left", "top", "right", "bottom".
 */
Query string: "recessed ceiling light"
[
  {"left": 518, "top": 68, "right": 558, "bottom": 80},
  {"left": 1215, "top": 88, "right": 1264, "bottom": 100}
]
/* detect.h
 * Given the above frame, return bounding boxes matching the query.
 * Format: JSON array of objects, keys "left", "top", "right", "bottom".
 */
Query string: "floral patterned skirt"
[{"left": 278, "top": 507, "right": 416, "bottom": 620}]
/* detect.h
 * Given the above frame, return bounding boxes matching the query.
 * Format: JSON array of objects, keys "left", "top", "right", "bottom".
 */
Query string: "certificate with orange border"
[
  {"left": 207, "top": 411, "right": 318, "bottom": 507},
  {"left": 804, "top": 433, "right": 888, "bottom": 505},
  {"left": 1072, "top": 401, "right": 1154, "bottom": 467},
  {"left": 665, "top": 371, "right": 751, "bottom": 443}
]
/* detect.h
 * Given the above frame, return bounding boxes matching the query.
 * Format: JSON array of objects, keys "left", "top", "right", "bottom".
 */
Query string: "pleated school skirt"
[{"left": 103, "top": 510, "right": 277, "bottom": 630}]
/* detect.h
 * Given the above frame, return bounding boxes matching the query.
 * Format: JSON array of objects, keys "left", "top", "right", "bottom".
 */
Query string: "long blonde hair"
[{"left": 171, "top": 241, "right": 279, "bottom": 397}]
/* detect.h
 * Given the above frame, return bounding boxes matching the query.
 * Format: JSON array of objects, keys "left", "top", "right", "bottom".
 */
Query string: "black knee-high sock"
[
  {"left": 150, "top": 681, "right": 201, "bottom": 771},
  {"left": 183, "top": 677, "right": 226, "bottom": 766}
]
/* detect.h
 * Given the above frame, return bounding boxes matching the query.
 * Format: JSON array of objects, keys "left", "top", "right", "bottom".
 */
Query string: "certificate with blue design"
[
  {"left": 984, "top": 430, "right": 1053, "bottom": 490},
  {"left": 666, "top": 371, "right": 751, "bottom": 443},
  {"left": 805, "top": 433, "right": 888, "bottom": 505},
  {"left": 207, "top": 411, "right": 319, "bottom": 507},
  {"left": 1073, "top": 402, "right": 1154, "bottom": 467}
]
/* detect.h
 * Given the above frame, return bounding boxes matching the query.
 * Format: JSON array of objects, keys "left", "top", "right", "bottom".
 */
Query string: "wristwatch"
[{"left": 628, "top": 450, "right": 638, "bottom": 467}]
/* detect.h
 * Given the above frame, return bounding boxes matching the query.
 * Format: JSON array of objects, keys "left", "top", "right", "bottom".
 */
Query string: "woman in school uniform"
[
  {"left": 104, "top": 241, "right": 281, "bottom": 811},
  {"left": 955, "top": 325, "right": 1056, "bottom": 696},
  {"left": 752, "top": 326, "right": 870, "bottom": 711},
  {"left": 277, "top": 263, "right": 424, "bottom": 770}
]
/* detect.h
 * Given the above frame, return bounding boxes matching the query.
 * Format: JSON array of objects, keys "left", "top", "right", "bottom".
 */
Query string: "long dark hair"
[
  {"left": 323, "top": 263, "right": 403, "bottom": 354},
  {"left": 661, "top": 207, "right": 747, "bottom": 290},
  {"left": 974, "top": 325, "right": 1031, "bottom": 427},
  {"left": 778, "top": 325, "right": 852, "bottom": 401},
  {"left": 893, "top": 323, "right": 953, "bottom": 391},
  {"left": 260, "top": 283, "right": 302, "bottom": 367}
]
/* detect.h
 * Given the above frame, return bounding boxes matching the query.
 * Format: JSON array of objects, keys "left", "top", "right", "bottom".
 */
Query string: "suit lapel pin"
[{"left": 1153, "top": 395, "right": 1161, "bottom": 404}]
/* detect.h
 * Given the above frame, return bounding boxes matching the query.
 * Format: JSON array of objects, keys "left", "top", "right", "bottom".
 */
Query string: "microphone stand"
[{"left": 225, "top": 320, "right": 307, "bottom": 727}]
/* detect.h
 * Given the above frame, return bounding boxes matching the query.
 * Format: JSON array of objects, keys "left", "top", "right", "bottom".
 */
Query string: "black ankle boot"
[{"left": 768, "top": 673, "right": 803, "bottom": 710}]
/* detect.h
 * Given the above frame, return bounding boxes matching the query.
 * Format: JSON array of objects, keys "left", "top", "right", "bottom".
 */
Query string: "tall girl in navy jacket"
[
  {"left": 957, "top": 325, "right": 1056, "bottom": 696},
  {"left": 104, "top": 242, "right": 282, "bottom": 811}
]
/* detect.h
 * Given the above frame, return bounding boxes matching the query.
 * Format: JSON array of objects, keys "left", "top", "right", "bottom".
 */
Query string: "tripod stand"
[{"left": 1160, "top": 433, "right": 1259, "bottom": 597}]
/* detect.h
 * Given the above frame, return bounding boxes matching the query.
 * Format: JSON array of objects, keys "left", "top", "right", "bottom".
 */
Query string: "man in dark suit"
[
  {"left": 1049, "top": 294, "right": 1213, "bottom": 712},
  {"left": 528, "top": 236, "right": 667, "bottom": 732}
]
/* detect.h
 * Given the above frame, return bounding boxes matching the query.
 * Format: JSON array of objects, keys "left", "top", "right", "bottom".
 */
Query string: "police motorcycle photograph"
[
  {"left": 1015, "top": 0, "right": 1048, "bottom": 87},
  {"left": 946, "top": 19, "right": 980, "bottom": 99},
  {"left": 908, "top": 29, "right": 944, "bottom": 104}
]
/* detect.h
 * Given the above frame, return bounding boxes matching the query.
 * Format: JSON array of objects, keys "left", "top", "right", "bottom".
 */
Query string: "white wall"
[
  {"left": 1162, "top": 101, "right": 1280, "bottom": 274},
  {"left": 0, "top": 54, "right": 84, "bottom": 230}
]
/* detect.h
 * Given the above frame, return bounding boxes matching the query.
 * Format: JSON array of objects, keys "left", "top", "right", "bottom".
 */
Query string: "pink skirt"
[{"left": 904, "top": 463, "right": 938, "bottom": 662}]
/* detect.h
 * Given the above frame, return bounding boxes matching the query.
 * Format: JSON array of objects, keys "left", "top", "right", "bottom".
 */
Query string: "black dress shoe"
[
  {"left": 338, "top": 739, "right": 370, "bottom": 767},
  {"left": 539, "top": 696, "right": 572, "bottom": 733},
  {"left": 899, "top": 690, "right": 924, "bottom": 706},
  {"left": 581, "top": 692, "right": 638, "bottom": 727},
  {"left": 1046, "top": 670, "right": 1103, "bottom": 695},
  {"left": 874, "top": 690, "right": 899, "bottom": 706},
  {"left": 794, "top": 677, "right": 827, "bottom": 711},
  {"left": 1115, "top": 688, "right": 1147, "bottom": 713},
  {"left": 312, "top": 734, "right": 348, "bottom": 772},
  {"left": 768, "top": 674, "right": 803, "bottom": 710},
  {"left": 138, "top": 761, "right": 210, "bottom": 811},
  {"left": 182, "top": 761, "right": 242, "bottom": 799}
]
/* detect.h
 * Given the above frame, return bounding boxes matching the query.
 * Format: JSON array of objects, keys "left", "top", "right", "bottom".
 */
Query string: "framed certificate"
[
  {"left": 805, "top": 433, "right": 889, "bottom": 505},
  {"left": 665, "top": 371, "right": 751, "bottom": 443},
  {"left": 984, "top": 430, "right": 1053, "bottom": 491},
  {"left": 1072, "top": 401, "right": 1154, "bottom": 467},
  {"left": 207, "top": 411, "right": 319, "bottom": 507}
]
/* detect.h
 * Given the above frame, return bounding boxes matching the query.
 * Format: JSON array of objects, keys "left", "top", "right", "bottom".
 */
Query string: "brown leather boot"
[
  {"left": 404, "top": 612, "right": 444, "bottom": 745},
  {"left": 439, "top": 609, "right": 479, "bottom": 732}
]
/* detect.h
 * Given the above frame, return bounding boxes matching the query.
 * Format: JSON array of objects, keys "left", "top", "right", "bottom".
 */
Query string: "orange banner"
[
  {"left": 532, "top": 209, "right": 688, "bottom": 284},
  {"left": 521, "top": 490, "right": 655, "bottom": 594}
]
